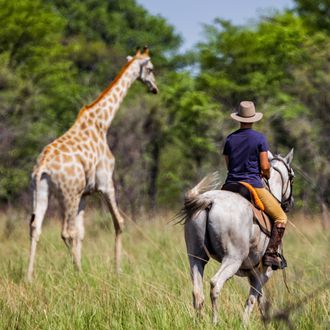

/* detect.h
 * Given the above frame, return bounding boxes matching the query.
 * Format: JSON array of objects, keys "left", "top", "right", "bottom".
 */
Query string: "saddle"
[{"left": 221, "top": 182, "right": 273, "bottom": 237}]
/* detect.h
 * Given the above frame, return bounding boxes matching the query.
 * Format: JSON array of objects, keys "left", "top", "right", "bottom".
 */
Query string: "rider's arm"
[{"left": 260, "top": 151, "right": 270, "bottom": 179}]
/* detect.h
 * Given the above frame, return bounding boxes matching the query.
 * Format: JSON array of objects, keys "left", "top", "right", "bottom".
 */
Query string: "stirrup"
[
  {"left": 263, "top": 252, "right": 286, "bottom": 270},
  {"left": 269, "top": 253, "right": 287, "bottom": 270},
  {"left": 278, "top": 253, "right": 287, "bottom": 270}
]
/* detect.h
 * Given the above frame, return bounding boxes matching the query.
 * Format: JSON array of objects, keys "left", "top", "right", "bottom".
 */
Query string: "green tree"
[
  {"left": 0, "top": 0, "right": 183, "bottom": 207},
  {"left": 288, "top": 34, "right": 330, "bottom": 207},
  {"left": 294, "top": 0, "right": 330, "bottom": 31},
  {"left": 48, "top": 0, "right": 182, "bottom": 90},
  {"left": 194, "top": 11, "right": 329, "bottom": 209},
  {"left": 0, "top": 0, "right": 81, "bottom": 203},
  {"left": 197, "top": 14, "right": 307, "bottom": 106}
]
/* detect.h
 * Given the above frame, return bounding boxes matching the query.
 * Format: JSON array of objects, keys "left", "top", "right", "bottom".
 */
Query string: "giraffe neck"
[{"left": 79, "top": 59, "right": 140, "bottom": 132}]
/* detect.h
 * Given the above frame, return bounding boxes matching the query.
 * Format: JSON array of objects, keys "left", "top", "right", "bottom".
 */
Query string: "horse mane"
[{"left": 174, "top": 172, "right": 220, "bottom": 225}]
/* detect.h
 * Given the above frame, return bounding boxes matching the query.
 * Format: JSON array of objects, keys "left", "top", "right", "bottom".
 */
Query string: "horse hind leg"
[
  {"left": 210, "top": 257, "right": 242, "bottom": 324},
  {"left": 27, "top": 176, "right": 49, "bottom": 282},
  {"left": 189, "top": 255, "right": 208, "bottom": 316},
  {"left": 185, "top": 210, "right": 209, "bottom": 316}
]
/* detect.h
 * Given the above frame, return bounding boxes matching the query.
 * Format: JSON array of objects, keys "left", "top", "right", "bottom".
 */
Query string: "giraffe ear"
[
  {"left": 135, "top": 47, "right": 141, "bottom": 56},
  {"left": 126, "top": 56, "right": 133, "bottom": 62},
  {"left": 143, "top": 46, "right": 149, "bottom": 56}
]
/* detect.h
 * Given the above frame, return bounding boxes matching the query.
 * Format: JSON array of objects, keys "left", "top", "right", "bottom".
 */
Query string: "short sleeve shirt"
[{"left": 223, "top": 128, "right": 269, "bottom": 188}]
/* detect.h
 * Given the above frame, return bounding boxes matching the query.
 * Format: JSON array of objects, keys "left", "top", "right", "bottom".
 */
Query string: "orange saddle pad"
[
  {"left": 239, "top": 181, "right": 265, "bottom": 211},
  {"left": 239, "top": 181, "right": 272, "bottom": 237}
]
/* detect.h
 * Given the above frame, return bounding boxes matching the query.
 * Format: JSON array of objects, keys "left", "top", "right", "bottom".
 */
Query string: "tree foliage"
[
  {"left": 0, "top": 0, "right": 328, "bottom": 212},
  {"left": 195, "top": 9, "right": 329, "bottom": 209},
  {"left": 0, "top": 0, "right": 81, "bottom": 201},
  {"left": 0, "top": 0, "right": 181, "bottom": 205},
  {"left": 294, "top": 0, "right": 330, "bottom": 31}
]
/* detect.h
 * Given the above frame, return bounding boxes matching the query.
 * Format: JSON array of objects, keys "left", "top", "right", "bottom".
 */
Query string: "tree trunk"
[
  {"left": 321, "top": 201, "right": 329, "bottom": 230},
  {"left": 148, "top": 141, "right": 160, "bottom": 210}
]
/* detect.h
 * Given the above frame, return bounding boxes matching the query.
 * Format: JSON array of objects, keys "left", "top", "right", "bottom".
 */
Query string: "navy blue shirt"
[{"left": 223, "top": 128, "right": 269, "bottom": 188}]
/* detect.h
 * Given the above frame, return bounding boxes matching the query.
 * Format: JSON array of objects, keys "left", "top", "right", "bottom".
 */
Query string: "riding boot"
[{"left": 263, "top": 226, "right": 286, "bottom": 270}]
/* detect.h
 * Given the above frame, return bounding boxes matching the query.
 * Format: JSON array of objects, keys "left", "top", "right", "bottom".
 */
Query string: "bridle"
[{"left": 265, "top": 157, "right": 295, "bottom": 212}]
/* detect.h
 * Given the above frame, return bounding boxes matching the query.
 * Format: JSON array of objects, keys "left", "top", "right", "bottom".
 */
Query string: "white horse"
[{"left": 180, "top": 149, "right": 294, "bottom": 324}]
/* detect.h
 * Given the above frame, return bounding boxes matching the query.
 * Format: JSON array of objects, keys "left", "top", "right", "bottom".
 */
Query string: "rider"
[{"left": 222, "top": 101, "right": 287, "bottom": 270}]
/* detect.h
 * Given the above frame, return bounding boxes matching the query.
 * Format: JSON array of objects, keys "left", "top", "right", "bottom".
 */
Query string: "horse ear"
[
  {"left": 268, "top": 151, "right": 274, "bottom": 161},
  {"left": 285, "top": 148, "right": 294, "bottom": 165}
]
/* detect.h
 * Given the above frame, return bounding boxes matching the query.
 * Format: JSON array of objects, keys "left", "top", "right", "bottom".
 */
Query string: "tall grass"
[{"left": 0, "top": 210, "right": 328, "bottom": 329}]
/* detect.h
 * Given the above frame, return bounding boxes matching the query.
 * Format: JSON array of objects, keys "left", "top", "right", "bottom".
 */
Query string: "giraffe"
[{"left": 27, "top": 47, "right": 158, "bottom": 282}]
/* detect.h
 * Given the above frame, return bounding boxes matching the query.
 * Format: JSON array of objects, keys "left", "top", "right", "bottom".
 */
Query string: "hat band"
[{"left": 237, "top": 113, "right": 256, "bottom": 118}]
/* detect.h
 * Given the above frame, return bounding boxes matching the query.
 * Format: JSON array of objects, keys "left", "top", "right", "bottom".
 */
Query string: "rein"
[
  {"left": 264, "top": 156, "right": 294, "bottom": 292},
  {"left": 264, "top": 157, "right": 294, "bottom": 212}
]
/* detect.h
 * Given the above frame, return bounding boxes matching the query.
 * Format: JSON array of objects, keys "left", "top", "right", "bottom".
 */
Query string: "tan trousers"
[{"left": 255, "top": 188, "right": 287, "bottom": 227}]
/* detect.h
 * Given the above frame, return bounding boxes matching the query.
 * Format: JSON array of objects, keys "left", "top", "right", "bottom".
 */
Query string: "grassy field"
[{"left": 0, "top": 209, "right": 329, "bottom": 329}]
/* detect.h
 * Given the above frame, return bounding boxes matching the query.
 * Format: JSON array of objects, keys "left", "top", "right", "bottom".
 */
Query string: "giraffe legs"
[
  {"left": 27, "top": 176, "right": 49, "bottom": 282},
  {"left": 100, "top": 179, "right": 124, "bottom": 274},
  {"left": 61, "top": 195, "right": 85, "bottom": 271},
  {"left": 75, "top": 197, "right": 86, "bottom": 270}
]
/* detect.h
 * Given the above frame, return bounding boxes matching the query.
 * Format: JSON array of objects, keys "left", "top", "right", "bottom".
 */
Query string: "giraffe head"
[{"left": 127, "top": 47, "right": 159, "bottom": 94}]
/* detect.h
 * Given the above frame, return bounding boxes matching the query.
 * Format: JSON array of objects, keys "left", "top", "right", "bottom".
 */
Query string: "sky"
[{"left": 136, "top": 0, "right": 295, "bottom": 51}]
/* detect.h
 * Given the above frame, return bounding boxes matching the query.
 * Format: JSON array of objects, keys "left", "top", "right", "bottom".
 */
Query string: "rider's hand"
[{"left": 260, "top": 151, "right": 270, "bottom": 179}]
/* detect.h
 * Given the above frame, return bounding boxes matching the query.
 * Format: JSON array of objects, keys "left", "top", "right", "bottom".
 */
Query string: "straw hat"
[{"left": 230, "top": 101, "right": 263, "bottom": 123}]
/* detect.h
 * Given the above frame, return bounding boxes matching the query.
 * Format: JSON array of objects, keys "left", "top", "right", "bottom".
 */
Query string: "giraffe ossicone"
[{"left": 27, "top": 47, "right": 158, "bottom": 282}]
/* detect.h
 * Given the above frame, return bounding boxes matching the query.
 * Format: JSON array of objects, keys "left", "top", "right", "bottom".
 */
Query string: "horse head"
[{"left": 268, "top": 149, "right": 295, "bottom": 212}]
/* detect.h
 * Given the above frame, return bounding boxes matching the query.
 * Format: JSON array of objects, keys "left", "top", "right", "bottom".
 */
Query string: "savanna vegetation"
[
  {"left": 0, "top": 211, "right": 329, "bottom": 329},
  {"left": 0, "top": 0, "right": 329, "bottom": 328}
]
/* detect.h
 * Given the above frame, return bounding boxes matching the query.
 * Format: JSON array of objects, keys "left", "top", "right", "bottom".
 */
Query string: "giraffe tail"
[{"left": 30, "top": 167, "right": 49, "bottom": 226}]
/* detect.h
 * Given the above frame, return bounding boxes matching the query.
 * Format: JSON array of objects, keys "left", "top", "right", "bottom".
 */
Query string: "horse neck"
[{"left": 268, "top": 167, "right": 284, "bottom": 201}]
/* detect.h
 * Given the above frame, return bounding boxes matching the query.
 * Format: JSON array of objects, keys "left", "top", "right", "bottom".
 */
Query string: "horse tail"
[{"left": 175, "top": 172, "right": 220, "bottom": 224}]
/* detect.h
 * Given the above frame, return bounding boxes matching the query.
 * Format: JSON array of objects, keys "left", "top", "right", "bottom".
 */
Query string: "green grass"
[{"left": 0, "top": 210, "right": 329, "bottom": 329}]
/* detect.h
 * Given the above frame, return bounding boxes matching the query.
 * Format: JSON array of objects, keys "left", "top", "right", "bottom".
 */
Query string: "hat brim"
[{"left": 230, "top": 112, "right": 263, "bottom": 123}]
